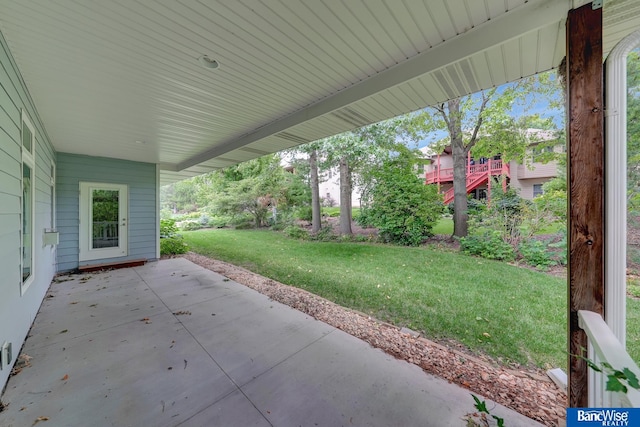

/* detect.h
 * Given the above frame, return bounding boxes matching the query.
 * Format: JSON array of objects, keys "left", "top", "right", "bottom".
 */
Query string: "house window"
[
  {"left": 531, "top": 145, "right": 554, "bottom": 163},
  {"left": 533, "top": 184, "right": 544, "bottom": 198},
  {"left": 21, "top": 110, "right": 36, "bottom": 293}
]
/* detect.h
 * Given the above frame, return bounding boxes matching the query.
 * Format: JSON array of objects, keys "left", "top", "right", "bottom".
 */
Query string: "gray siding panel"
[
  {"left": 56, "top": 153, "right": 158, "bottom": 271},
  {"left": 0, "top": 29, "right": 57, "bottom": 390}
]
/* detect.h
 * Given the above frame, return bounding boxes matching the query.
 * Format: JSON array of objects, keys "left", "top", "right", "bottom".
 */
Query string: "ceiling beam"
[{"left": 176, "top": 0, "right": 568, "bottom": 171}]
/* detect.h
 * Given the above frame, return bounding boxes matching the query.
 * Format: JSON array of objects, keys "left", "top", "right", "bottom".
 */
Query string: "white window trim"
[
  {"left": 50, "top": 162, "right": 56, "bottom": 230},
  {"left": 604, "top": 30, "right": 640, "bottom": 346},
  {"left": 21, "top": 109, "right": 36, "bottom": 295}
]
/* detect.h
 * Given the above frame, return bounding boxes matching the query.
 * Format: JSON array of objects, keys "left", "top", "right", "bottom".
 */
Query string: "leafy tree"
[
  {"left": 320, "top": 117, "right": 417, "bottom": 235},
  {"left": 208, "top": 154, "right": 294, "bottom": 228},
  {"left": 411, "top": 72, "right": 562, "bottom": 238},
  {"left": 284, "top": 142, "right": 323, "bottom": 233},
  {"left": 628, "top": 50, "right": 640, "bottom": 212},
  {"left": 366, "top": 147, "right": 444, "bottom": 246}
]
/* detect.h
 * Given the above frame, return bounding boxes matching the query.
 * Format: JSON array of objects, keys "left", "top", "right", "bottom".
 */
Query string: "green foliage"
[
  {"left": 534, "top": 168, "right": 567, "bottom": 226},
  {"left": 322, "top": 207, "right": 341, "bottom": 217},
  {"left": 178, "top": 220, "right": 202, "bottom": 231},
  {"left": 283, "top": 225, "right": 309, "bottom": 240},
  {"left": 582, "top": 355, "right": 640, "bottom": 395},
  {"left": 160, "top": 236, "right": 188, "bottom": 256},
  {"left": 311, "top": 225, "right": 339, "bottom": 242},
  {"left": 209, "top": 215, "right": 233, "bottom": 228},
  {"left": 462, "top": 187, "right": 567, "bottom": 268},
  {"left": 460, "top": 229, "right": 516, "bottom": 261},
  {"left": 366, "top": 148, "right": 444, "bottom": 246},
  {"left": 296, "top": 205, "right": 313, "bottom": 221},
  {"left": 628, "top": 50, "right": 640, "bottom": 213},
  {"left": 518, "top": 239, "right": 556, "bottom": 270},
  {"left": 469, "top": 188, "right": 526, "bottom": 247},
  {"left": 431, "top": 217, "right": 454, "bottom": 235},
  {"left": 470, "top": 394, "right": 505, "bottom": 427},
  {"left": 159, "top": 218, "right": 188, "bottom": 255},
  {"left": 207, "top": 154, "right": 303, "bottom": 228},
  {"left": 548, "top": 231, "right": 567, "bottom": 266},
  {"left": 160, "top": 218, "right": 179, "bottom": 237},
  {"left": 447, "top": 197, "right": 486, "bottom": 216}
]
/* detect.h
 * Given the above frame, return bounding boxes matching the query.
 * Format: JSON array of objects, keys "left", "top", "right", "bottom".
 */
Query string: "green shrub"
[
  {"left": 310, "top": 225, "right": 336, "bottom": 242},
  {"left": 548, "top": 231, "right": 567, "bottom": 266},
  {"left": 295, "top": 206, "right": 313, "bottom": 221},
  {"left": 283, "top": 225, "right": 309, "bottom": 239},
  {"left": 229, "top": 213, "right": 254, "bottom": 229},
  {"left": 159, "top": 218, "right": 188, "bottom": 255},
  {"left": 209, "top": 215, "right": 232, "bottom": 228},
  {"left": 518, "top": 239, "right": 556, "bottom": 270},
  {"left": 160, "top": 237, "right": 188, "bottom": 256},
  {"left": 460, "top": 229, "right": 515, "bottom": 261},
  {"left": 178, "top": 220, "right": 202, "bottom": 231},
  {"left": 448, "top": 197, "right": 486, "bottom": 216},
  {"left": 160, "top": 218, "right": 179, "bottom": 238},
  {"left": 366, "top": 148, "right": 444, "bottom": 246}
]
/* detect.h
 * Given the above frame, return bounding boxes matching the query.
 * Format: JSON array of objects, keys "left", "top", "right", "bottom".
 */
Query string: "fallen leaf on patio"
[
  {"left": 70, "top": 302, "right": 78, "bottom": 305},
  {"left": 141, "top": 317, "right": 149, "bottom": 321},
  {"left": 173, "top": 311, "right": 191, "bottom": 316},
  {"left": 61, "top": 374, "right": 68, "bottom": 381},
  {"left": 34, "top": 416, "right": 50, "bottom": 424},
  {"left": 89, "top": 304, "right": 97, "bottom": 308},
  {"left": 184, "top": 359, "right": 187, "bottom": 369},
  {"left": 59, "top": 330, "right": 68, "bottom": 334},
  {"left": 167, "top": 367, "right": 173, "bottom": 370}
]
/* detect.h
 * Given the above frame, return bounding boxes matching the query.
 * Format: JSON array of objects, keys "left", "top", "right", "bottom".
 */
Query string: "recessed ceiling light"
[{"left": 198, "top": 55, "right": 219, "bottom": 69}]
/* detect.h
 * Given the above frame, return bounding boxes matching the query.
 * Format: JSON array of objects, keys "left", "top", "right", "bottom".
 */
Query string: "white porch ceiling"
[{"left": 0, "top": 0, "right": 638, "bottom": 185}]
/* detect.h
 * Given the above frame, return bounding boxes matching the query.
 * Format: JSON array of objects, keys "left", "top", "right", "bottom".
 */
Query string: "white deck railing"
[{"left": 578, "top": 310, "right": 640, "bottom": 407}]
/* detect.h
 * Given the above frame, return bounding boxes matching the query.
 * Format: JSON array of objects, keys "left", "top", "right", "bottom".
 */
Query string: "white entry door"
[{"left": 79, "top": 182, "right": 128, "bottom": 261}]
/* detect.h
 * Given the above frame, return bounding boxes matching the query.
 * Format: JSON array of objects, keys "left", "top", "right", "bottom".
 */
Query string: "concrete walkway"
[{"left": 0, "top": 258, "right": 542, "bottom": 427}]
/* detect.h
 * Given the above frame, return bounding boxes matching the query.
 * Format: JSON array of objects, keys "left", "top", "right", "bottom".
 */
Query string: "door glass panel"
[
  {"left": 22, "top": 164, "right": 32, "bottom": 282},
  {"left": 92, "top": 189, "right": 119, "bottom": 249}
]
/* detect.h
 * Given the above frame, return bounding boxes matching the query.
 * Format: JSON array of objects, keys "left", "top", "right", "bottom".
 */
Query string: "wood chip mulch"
[{"left": 183, "top": 252, "right": 565, "bottom": 426}]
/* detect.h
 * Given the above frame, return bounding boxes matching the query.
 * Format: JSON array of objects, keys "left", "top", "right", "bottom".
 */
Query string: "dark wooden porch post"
[{"left": 566, "top": 3, "right": 605, "bottom": 408}]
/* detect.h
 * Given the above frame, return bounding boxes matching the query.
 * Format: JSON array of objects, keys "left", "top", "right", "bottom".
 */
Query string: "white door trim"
[{"left": 79, "top": 182, "right": 128, "bottom": 262}]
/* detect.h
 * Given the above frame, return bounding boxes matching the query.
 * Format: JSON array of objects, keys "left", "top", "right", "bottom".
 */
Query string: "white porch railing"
[{"left": 578, "top": 310, "right": 640, "bottom": 407}]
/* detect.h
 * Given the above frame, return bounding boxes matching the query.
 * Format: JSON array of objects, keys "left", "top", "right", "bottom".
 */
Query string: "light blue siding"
[
  {"left": 0, "top": 30, "right": 57, "bottom": 389},
  {"left": 56, "top": 153, "right": 158, "bottom": 272}
]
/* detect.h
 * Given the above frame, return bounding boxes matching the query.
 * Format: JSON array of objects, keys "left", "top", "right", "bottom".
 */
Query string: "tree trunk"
[
  {"left": 309, "top": 149, "right": 322, "bottom": 233},
  {"left": 339, "top": 157, "right": 353, "bottom": 235},
  {"left": 449, "top": 99, "right": 469, "bottom": 238}
]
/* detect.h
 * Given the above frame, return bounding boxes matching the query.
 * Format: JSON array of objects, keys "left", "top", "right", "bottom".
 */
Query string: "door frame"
[{"left": 79, "top": 182, "right": 128, "bottom": 262}]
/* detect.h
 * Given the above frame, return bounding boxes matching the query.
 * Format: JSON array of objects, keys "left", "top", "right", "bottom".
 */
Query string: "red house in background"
[{"left": 422, "top": 130, "right": 562, "bottom": 204}]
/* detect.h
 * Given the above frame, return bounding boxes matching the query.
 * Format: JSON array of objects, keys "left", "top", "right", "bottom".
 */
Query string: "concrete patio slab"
[{"left": 0, "top": 258, "right": 543, "bottom": 427}]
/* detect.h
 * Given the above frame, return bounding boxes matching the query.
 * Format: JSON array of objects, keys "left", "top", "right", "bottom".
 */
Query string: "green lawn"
[
  {"left": 431, "top": 217, "right": 564, "bottom": 236},
  {"left": 432, "top": 218, "right": 453, "bottom": 235},
  {"left": 322, "top": 207, "right": 360, "bottom": 217},
  {"left": 184, "top": 228, "right": 572, "bottom": 368}
]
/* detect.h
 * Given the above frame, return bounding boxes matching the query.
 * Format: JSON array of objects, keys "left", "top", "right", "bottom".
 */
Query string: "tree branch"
[{"left": 467, "top": 91, "right": 492, "bottom": 153}]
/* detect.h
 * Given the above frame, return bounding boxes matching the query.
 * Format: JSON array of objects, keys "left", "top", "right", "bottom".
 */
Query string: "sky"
[{"left": 413, "top": 75, "right": 565, "bottom": 149}]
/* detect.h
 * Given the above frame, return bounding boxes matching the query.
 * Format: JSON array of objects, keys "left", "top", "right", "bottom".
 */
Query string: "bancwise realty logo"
[{"left": 566, "top": 408, "right": 639, "bottom": 426}]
